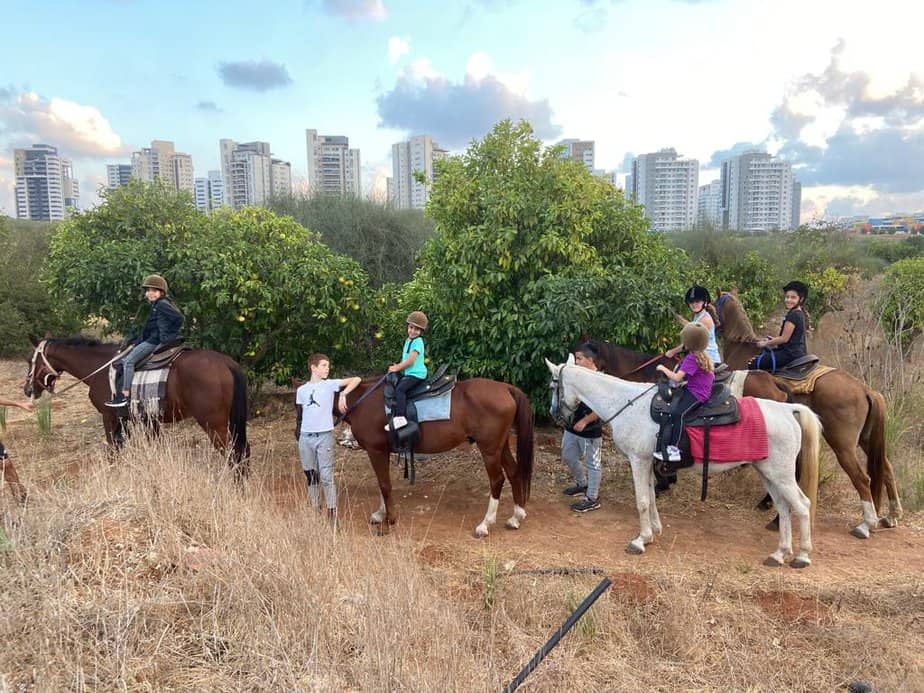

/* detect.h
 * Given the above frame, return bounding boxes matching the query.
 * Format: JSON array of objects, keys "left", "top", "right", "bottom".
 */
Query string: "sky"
[{"left": 2, "top": 0, "right": 922, "bottom": 221}]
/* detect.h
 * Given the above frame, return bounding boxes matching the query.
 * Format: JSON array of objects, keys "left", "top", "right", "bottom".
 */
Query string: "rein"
[
  {"left": 618, "top": 353, "right": 674, "bottom": 378},
  {"left": 599, "top": 384, "right": 657, "bottom": 425},
  {"left": 336, "top": 374, "right": 388, "bottom": 425},
  {"left": 28, "top": 340, "right": 130, "bottom": 397}
]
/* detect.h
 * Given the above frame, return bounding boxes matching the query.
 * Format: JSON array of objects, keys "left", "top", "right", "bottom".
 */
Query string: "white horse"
[{"left": 546, "top": 359, "right": 823, "bottom": 568}]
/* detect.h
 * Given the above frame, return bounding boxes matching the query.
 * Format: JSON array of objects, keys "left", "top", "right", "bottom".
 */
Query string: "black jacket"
[
  {"left": 140, "top": 297, "right": 184, "bottom": 345},
  {"left": 567, "top": 402, "right": 602, "bottom": 439}
]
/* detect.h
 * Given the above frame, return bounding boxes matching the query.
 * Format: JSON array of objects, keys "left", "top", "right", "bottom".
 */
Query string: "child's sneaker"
[
  {"left": 384, "top": 415, "right": 408, "bottom": 431},
  {"left": 562, "top": 483, "right": 588, "bottom": 496},
  {"left": 571, "top": 497, "right": 601, "bottom": 513},
  {"left": 105, "top": 393, "right": 129, "bottom": 408},
  {"left": 653, "top": 446, "right": 682, "bottom": 462}
]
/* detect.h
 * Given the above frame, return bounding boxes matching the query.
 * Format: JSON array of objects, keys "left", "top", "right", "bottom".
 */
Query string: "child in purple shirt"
[{"left": 654, "top": 322, "right": 716, "bottom": 462}]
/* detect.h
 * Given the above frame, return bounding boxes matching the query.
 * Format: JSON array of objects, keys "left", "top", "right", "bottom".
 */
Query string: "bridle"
[
  {"left": 26, "top": 339, "right": 129, "bottom": 398},
  {"left": 552, "top": 365, "right": 656, "bottom": 428}
]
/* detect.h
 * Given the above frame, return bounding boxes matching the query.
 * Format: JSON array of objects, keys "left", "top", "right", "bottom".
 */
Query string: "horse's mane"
[
  {"left": 718, "top": 294, "right": 759, "bottom": 343},
  {"left": 47, "top": 336, "right": 117, "bottom": 347}
]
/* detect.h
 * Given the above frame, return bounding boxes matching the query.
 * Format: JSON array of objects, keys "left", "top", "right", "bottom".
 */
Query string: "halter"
[{"left": 27, "top": 339, "right": 129, "bottom": 398}]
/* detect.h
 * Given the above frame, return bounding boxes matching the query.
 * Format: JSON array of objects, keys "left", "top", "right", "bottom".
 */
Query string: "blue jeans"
[{"left": 118, "top": 341, "right": 158, "bottom": 393}]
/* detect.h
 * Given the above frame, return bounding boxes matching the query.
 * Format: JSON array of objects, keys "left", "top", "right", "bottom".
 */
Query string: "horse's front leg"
[
  {"left": 102, "top": 411, "right": 126, "bottom": 451},
  {"left": 627, "top": 458, "right": 657, "bottom": 554},
  {"left": 367, "top": 451, "right": 396, "bottom": 531}
]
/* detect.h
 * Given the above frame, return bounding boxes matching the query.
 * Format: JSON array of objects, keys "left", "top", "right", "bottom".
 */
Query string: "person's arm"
[
  {"left": 664, "top": 344, "right": 683, "bottom": 359},
  {"left": 0, "top": 397, "right": 34, "bottom": 412},
  {"left": 572, "top": 410, "right": 599, "bottom": 433},
  {"left": 388, "top": 341, "right": 421, "bottom": 373},
  {"left": 757, "top": 319, "right": 797, "bottom": 349},
  {"left": 656, "top": 364, "right": 687, "bottom": 382},
  {"left": 336, "top": 376, "right": 362, "bottom": 413}
]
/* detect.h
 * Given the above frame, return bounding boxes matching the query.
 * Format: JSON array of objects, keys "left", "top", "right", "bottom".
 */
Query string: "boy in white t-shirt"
[{"left": 295, "top": 353, "right": 361, "bottom": 523}]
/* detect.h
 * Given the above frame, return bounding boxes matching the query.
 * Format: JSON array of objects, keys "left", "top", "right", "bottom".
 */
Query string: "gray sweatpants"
[
  {"left": 561, "top": 430, "right": 603, "bottom": 501},
  {"left": 298, "top": 431, "right": 337, "bottom": 510}
]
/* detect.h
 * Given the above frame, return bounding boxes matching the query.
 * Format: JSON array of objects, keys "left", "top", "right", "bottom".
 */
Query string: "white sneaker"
[
  {"left": 384, "top": 416, "right": 408, "bottom": 431},
  {"left": 666, "top": 445, "right": 681, "bottom": 461}
]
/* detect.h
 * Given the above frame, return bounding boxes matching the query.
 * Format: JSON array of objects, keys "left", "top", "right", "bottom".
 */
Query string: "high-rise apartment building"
[
  {"left": 194, "top": 170, "right": 225, "bottom": 214},
  {"left": 13, "top": 144, "right": 78, "bottom": 221},
  {"left": 389, "top": 134, "right": 448, "bottom": 209},
  {"left": 131, "top": 140, "right": 195, "bottom": 193},
  {"left": 558, "top": 139, "right": 595, "bottom": 172},
  {"left": 627, "top": 148, "right": 699, "bottom": 232},
  {"left": 719, "top": 151, "right": 795, "bottom": 232},
  {"left": 697, "top": 179, "right": 722, "bottom": 228},
  {"left": 219, "top": 139, "right": 291, "bottom": 208},
  {"left": 305, "top": 129, "right": 361, "bottom": 197},
  {"left": 106, "top": 164, "right": 133, "bottom": 189}
]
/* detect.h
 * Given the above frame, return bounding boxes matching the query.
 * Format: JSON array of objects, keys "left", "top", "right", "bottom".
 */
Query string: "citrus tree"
[
  {"left": 403, "top": 120, "right": 687, "bottom": 406},
  {"left": 879, "top": 257, "right": 924, "bottom": 351},
  {"left": 44, "top": 182, "right": 371, "bottom": 382}
]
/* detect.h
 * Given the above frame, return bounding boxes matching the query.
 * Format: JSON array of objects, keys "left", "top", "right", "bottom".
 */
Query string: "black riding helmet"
[
  {"left": 684, "top": 285, "right": 711, "bottom": 304},
  {"left": 782, "top": 281, "right": 809, "bottom": 301}
]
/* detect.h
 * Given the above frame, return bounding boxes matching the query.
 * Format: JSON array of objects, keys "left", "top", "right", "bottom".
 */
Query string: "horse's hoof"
[
  {"left": 763, "top": 555, "right": 784, "bottom": 567},
  {"left": 765, "top": 516, "right": 780, "bottom": 531},
  {"left": 474, "top": 525, "right": 489, "bottom": 538},
  {"left": 850, "top": 525, "right": 871, "bottom": 539},
  {"left": 790, "top": 557, "right": 811, "bottom": 569},
  {"left": 625, "top": 541, "right": 644, "bottom": 555},
  {"left": 879, "top": 517, "right": 898, "bottom": 529},
  {"left": 504, "top": 519, "right": 520, "bottom": 530}
]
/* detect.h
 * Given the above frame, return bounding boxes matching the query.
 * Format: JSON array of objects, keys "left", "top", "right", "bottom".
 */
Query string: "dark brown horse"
[
  {"left": 718, "top": 294, "right": 903, "bottom": 537},
  {"left": 592, "top": 342, "right": 791, "bottom": 403},
  {"left": 341, "top": 377, "right": 534, "bottom": 536},
  {"left": 24, "top": 337, "right": 249, "bottom": 475}
]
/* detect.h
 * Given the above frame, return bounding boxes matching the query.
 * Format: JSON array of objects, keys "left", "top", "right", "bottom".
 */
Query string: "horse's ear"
[
  {"left": 29, "top": 334, "right": 40, "bottom": 346},
  {"left": 44, "top": 331, "right": 53, "bottom": 339},
  {"left": 566, "top": 353, "right": 575, "bottom": 366},
  {"left": 544, "top": 358, "right": 559, "bottom": 374}
]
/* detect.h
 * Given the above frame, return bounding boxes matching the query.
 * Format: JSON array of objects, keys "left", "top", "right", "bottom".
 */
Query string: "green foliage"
[
  {"left": 405, "top": 120, "right": 686, "bottom": 407},
  {"left": 879, "top": 257, "right": 924, "bottom": 349},
  {"left": 43, "top": 182, "right": 372, "bottom": 383},
  {"left": 268, "top": 194, "right": 434, "bottom": 287},
  {"left": 0, "top": 217, "right": 82, "bottom": 355},
  {"left": 863, "top": 235, "right": 924, "bottom": 264}
]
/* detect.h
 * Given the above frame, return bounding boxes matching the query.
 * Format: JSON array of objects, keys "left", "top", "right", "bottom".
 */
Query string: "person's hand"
[
  {"left": 387, "top": 363, "right": 400, "bottom": 373},
  {"left": 337, "top": 394, "right": 348, "bottom": 413},
  {"left": 656, "top": 364, "right": 668, "bottom": 375},
  {"left": 756, "top": 338, "right": 769, "bottom": 349},
  {"left": 18, "top": 401, "right": 35, "bottom": 413},
  {"left": 574, "top": 420, "right": 586, "bottom": 433},
  {"left": 665, "top": 347, "right": 678, "bottom": 359}
]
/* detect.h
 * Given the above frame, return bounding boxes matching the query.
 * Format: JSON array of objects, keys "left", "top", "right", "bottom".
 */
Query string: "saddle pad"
[
  {"left": 131, "top": 367, "right": 169, "bottom": 418},
  {"left": 726, "top": 370, "right": 747, "bottom": 399},
  {"left": 685, "top": 396, "right": 768, "bottom": 463},
  {"left": 415, "top": 390, "right": 452, "bottom": 422},
  {"left": 773, "top": 365, "right": 835, "bottom": 395}
]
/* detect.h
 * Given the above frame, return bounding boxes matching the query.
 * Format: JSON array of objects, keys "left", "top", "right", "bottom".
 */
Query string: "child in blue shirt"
[{"left": 386, "top": 311, "right": 428, "bottom": 430}]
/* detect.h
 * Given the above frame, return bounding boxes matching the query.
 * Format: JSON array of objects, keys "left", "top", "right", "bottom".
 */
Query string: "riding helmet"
[
  {"left": 680, "top": 322, "right": 709, "bottom": 352},
  {"left": 141, "top": 274, "right": 169, "bottom": 294},
  {"left": 406, "top": 311, "right": 429, "bottom": 331},
  {"left": 684, "top": 285, "right": 711, "bottom": 304},
  {"left": 782, "top": 280, "right": 809, "bottom": 300}
]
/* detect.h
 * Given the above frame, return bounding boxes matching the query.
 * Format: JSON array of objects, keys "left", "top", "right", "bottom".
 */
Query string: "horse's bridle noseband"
[
  {"left": 27, "top": 340, "right": 61, "bottom": 393},
  {"left": 553, "top": 365, "right": 656, "bottom": 428}
]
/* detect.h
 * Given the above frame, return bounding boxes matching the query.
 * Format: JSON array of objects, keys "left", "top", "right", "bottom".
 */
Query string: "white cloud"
[
  {"left": 0, "top": 91, "right": 128, "bottom": 157},
  {"left": 465, "top": 52, "right": 530, "bottom": 96},
  {"left": 388, "top": 36, "right": 410, "bottom": 64}
]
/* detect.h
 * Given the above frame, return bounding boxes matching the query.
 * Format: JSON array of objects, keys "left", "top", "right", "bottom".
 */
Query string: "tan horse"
[{"left": 718, "top": 293, "right": 902, "bottom": 537}]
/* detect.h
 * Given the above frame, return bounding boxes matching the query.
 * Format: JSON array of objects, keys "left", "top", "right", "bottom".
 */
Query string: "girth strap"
[{"left": 701, "top": 422, "right": 711, "bottom": 501}]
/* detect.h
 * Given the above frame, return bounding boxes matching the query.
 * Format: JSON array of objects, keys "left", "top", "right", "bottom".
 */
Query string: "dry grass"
[{"left": 1, "top": 426, "right": 922, "bottom": 692}]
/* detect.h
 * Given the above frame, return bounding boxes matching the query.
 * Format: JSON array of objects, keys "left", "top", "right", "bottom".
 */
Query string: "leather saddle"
[
  {"left": 650, "top": 381, "right": 740, "bottom": 428},
  {"left": 771, "top": 354, "right": 820, "bottom": 380},
  {"left": 138, "top": 338, "right": 189, "bottom": 371},
  {"left": 712, "top": 363, "right": 731, "bottom": 384}
]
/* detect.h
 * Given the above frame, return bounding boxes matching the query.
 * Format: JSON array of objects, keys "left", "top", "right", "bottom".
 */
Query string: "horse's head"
[
  {"left": 24, "top": 337, "right": 60, "bottom": 398},
  {"left": 545, "top": 356, "right": 579, "bottom": 428}
]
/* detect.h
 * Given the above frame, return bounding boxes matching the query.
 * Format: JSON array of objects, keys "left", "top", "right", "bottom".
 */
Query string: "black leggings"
[
  {"left": 661, "top": 389, "right": 703, "bottom": 448},
  {"left": 394, "top": 376, "right": 424, "bottom": 417},
  {"left": 752, "top": 348, "right": 798, "bottom": 372}
]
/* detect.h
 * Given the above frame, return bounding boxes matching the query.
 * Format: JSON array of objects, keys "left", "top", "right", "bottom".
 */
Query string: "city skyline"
[{"left": 1, "top": 0, "right": 920, "bottom": 220}]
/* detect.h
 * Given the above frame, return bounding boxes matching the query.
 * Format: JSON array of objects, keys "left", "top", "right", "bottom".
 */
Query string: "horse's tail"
[
  {"left": 509, "top": 385, "right": 534, "bottom": 502},
  {"left": 793, "top": 403, "right": 822, "bottom": 528},
  {"left": 863, "top": 389, "right": 888, "bottom": 511},
  {"left": 229, "top": 364, "right": 250, "bottom": 470}
]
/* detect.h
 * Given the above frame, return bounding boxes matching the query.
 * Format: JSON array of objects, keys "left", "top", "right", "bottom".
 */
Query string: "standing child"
[
  {"left": 750, "top": 281, "right": 810, "bottom": 372},
  {"left": 386, "top": 311, "right": 428, "bottom": 430},
  {"left": 106, "top": 274, "right": 184, "bottom": 408},
  {"left": 295, "top": 353, "right": 361, "bottom": 523},
  {"left": 561, "top": 342, "right": 604, "bottom": 513},
  {"left": 655, "top": 322, "right": 715, "bottom": 463}
]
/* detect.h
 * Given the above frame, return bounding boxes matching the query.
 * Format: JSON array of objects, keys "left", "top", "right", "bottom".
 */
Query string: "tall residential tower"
[
  {"left": 627, "top": 148, "right": 698, "bottom": 232},
  {"left": 305, "top": 129, "right": 361, "bottom": 197},
  {"left": 13, "top": 144, "right": 78, "bottom": 221}
]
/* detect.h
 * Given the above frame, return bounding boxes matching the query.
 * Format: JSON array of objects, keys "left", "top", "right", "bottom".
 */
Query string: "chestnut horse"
[
  {"left": 717, "top": 294, "right": 903, "bottom": 537},
  {"left": 591, "top": 342, "right": 791, "bottom": 403},
  {"left": 24, "top": 337, "right": 249, "bottom": 476},
  {"left": 340, "top": 376, "right": 534, "bottom": 537}
]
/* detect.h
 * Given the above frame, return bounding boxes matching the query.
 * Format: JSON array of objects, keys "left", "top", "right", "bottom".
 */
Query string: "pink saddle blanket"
[{"left": 685, "top": 396, "right": 768, "bottom": 463}]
